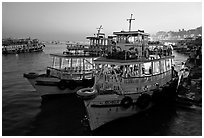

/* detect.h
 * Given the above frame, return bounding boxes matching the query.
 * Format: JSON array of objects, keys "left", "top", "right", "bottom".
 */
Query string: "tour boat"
[
  {"left": 24, "top": 27, "right": 114, "bottom": 96},
  {"left": 77, "top": 15, "right": 179, "bottom": 131},
  {"left": 2, "top": 37, "right": 45, "bottom": 54}
]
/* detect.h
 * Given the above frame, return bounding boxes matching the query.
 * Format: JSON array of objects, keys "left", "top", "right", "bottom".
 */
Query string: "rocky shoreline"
[
  {"left": 176, "top": 46, "right": 202, "bottom": 107},
  {"left": 173, "top": 36, "right": 201, "bottom": 56}
]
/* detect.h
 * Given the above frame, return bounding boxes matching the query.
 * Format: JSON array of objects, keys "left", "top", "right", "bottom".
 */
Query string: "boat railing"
[
  {"left": 63, "top": 49, "right": 102, "bottom": 57},
  {"left": 105, "top": 50, "right": 172, "bottom": 60},
  {"left": 105, "top": 43, "right": 173, "bottom": 60},
  {"left": 47, "top": 66, "right": 94, "bottom": 74},
  {"left": 47, "top": 66, "right": 94, "bottom": 80}
]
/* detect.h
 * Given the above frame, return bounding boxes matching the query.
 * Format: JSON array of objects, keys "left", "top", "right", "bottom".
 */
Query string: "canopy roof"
[
  {"left": 50, "top": 53, "right": 98, "bottom": 58},
  {"left": 113, "top": 30, "right": 149, "bottom": 36}
]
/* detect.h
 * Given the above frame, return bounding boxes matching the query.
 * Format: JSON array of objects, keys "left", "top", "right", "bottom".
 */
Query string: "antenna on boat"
[
  {"left": 96, "top": 25, "right": 103, "bottom": 37},
  {"left": 127, "top": 14, "right": 135, "bottom": 31}
]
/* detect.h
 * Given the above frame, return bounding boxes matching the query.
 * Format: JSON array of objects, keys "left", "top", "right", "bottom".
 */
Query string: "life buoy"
[
  {"left": 57, "top": 80, "right": 67, "bottom": 90},
  {"left": 76, "top": 87, "right": 97, "bottom": 100},
  {"left": 121, "top": 96, "right": 133, "bottom": 108},
  {"left": 136, "top": 93, "right": 151, "bottom": 109},
  {"left": 23, "top": 72, "right": 39, "bottom": 79}
]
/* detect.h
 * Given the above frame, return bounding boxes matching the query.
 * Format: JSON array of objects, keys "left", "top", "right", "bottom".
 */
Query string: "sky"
[{"left": 2, "top": 2, "right": 202, "bottom": 42}]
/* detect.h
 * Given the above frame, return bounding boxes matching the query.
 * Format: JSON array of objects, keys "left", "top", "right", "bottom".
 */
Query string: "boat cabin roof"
[
  {"left": 86, "top": 33, "right": 106, "bottom": 40},
  {"left": 113, "top": 30, "right": 149, "bottom": 36},
  {"left": 86, "top": 36, "right": 109, "bottom": 40},
  {"left": 66, "top": 46, "right": 88, "bottom": 50},
  {"left": 50, "top": 53, "right": 98, "bottom": 58}
]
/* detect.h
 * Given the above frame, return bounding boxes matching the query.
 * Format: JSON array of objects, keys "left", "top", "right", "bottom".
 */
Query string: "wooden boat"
[
  {"left": 2, "top": 37, "right": 45, "bottom": 54},
  {"left": 77, "top": 15, "right": 179, "bottom": 131},
  {"left": 24, "top": 27, "right": 114, "bottom": 96}
]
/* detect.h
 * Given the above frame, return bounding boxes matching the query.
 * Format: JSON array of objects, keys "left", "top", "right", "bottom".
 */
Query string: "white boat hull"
[
  {"left": 25, "top": 75, "right": 84, "bottom": 96},
  {"left": 84, "top": 93, "right": 153, "bottom": 130}
]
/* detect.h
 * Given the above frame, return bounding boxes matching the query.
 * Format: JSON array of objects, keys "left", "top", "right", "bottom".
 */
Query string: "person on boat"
[{"left": 172, "top": 65, "right": 178, "bottom": 78}]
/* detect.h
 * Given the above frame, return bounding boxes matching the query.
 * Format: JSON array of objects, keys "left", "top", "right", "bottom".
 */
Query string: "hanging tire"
[
  {"left": 57, "top": 80, "right": 67, "bottom": 90},
  {"left": 23, "top": 72, "right": 39, "bottom": 79},
  {"left": 136, "top": 93, "right": 151, "bottom": 109},
  {"left": 121, "top": 96, "right": 133, "bottom": 108},
  {"left": 76, "top": 87, "right": 97, "bottom": 100},
  {"left": 68, "top": 80, "right": 77, "bottom": 90}
]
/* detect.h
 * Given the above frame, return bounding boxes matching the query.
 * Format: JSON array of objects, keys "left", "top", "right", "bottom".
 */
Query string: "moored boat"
[
  {"left": 77, "top": 15, "right": 179, "bottom": 131},
  {"left": 23, "top": 27, "right": 114, "bottom": 96},
  {"left": 2, "top": 37, "right": 45, "bottom": 54}
]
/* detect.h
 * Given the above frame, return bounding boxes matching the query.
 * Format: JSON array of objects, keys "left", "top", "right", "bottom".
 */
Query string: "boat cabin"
[
  {"left": 94, "top": 56, "right": 173, "bottom": 95},
  {"left": 113, "top": 30, "right": 149, "bottom": 57},
  {"left": 86, "top": 26, "right": 115, "bottom": 56},
  {"left": 2, "top": 38, "right": 44, "bottom": 54},
  {"left": 107, "top": 30, "right": 172, "bottom": 60},
  {"left": 47, "top": 52, "right": 97, "bottom": 80},
  {"left": 93, "top": 30, "right": 174, "bottom": 95}
]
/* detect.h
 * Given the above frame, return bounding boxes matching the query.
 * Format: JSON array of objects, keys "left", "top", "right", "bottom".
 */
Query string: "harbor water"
[{"left": 2, "top": 44, "right": 202, "bottom": 136}]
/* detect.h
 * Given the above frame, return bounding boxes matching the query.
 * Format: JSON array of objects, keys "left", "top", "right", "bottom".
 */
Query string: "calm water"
[{"left": 2, "top": 44, "right": 202, "bottom": 136}]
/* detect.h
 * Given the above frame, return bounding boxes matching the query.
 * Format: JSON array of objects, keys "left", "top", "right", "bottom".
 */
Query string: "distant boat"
[
  {"left": 2, "top": 37, "right": 45, "bottom": 54},
  {"left": 76, "top": 15, "right": 179, "bottom": 131}
]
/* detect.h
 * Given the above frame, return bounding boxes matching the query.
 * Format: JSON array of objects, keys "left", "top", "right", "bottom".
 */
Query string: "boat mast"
[
  {"left": 127, "top": 14, "right": 135, "bottom": 31},
  {"left": 96, "top": 25, "right": 103, "bottom": 37}
]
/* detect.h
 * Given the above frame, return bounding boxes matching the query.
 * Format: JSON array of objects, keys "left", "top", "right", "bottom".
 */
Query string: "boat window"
[
  {"left": 112, "top": 65, "right": 123, "bottom": 76},
  {"left": 85, "top": 58, "right": 93, "bottom": 71},
  {"left": 127, "top": 36, "right": 134, "bottom": 43},
  {"left": 61, "top": 58, "right": 71, "bottom": 71},
  {"left": 117, "top": 36, "right": 126, "bottom": 43},
  {"left": 117, "top": 64, "right": 140, "bottom": 78},
  {"left": 160, "top": 60, "right": 166, "bottom": 73},
  {"left": 131, "top": 64, "right": 140, "bottom": 77},
  {"left": 166, "top": 58, "right": 172, "bottom": 71},
  {"left": 60, "top": 58, "right": 65, "bottom": 69},
  {"left": 153, "top": 61, "right": 160, "bottom": 75},
  {"left": 71, "top": 58, "right": 81, "bottom": 71},
  {"left": 101, "top": 64, "right": 117, "bottom": 83},
  {"left": 53, "top": 57, "right": 60, "bottom": 69},
  {"left": 141, "top": 62, "right": 152, "bottom": 76}
]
